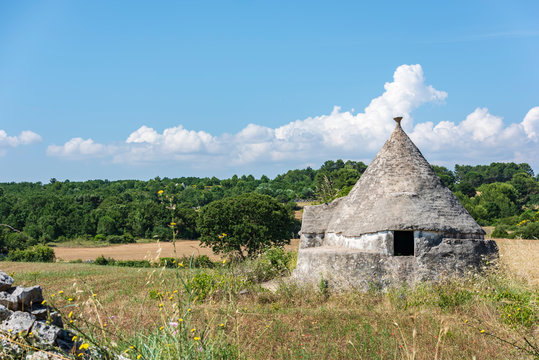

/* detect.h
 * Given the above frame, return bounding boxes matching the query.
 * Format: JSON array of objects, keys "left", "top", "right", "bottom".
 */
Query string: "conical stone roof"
[{"left": 325, "top": 118, "right": 485, "bottom": 236}]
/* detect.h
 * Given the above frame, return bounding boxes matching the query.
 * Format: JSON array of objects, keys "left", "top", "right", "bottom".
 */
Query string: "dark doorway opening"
[{"left": 394, "top": 231, "right": 414, "bottom": 256}]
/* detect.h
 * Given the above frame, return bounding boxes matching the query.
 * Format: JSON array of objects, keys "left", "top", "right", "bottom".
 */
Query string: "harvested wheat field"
[
  {"left": 495, "top": 238, "right": 539, "bottom": 286},
  {"left": 53, "top": 239, "right": 301, "bottom": 262}
]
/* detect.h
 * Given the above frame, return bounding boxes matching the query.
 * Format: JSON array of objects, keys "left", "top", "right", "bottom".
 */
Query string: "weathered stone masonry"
[{"left": 294, "top": 117, "right": 498, "bottom": 289}]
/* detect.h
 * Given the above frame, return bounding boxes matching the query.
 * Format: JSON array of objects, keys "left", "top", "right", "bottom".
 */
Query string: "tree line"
[{"left": 0, "top": 160, "right": 537, "bottom": 256}]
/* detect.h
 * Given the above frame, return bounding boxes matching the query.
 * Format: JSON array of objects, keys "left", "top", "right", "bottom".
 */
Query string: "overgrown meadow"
[{"left": 1, "top": 239, "right": 537, "bottom": 360}]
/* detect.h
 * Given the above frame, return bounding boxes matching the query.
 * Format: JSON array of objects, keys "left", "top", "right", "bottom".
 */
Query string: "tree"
[
  {"left": 431, "top": 165, "right": 455, "bottom": 188},
  {"left": 197, "top": 193, "right": 297, "bottom": 259}
]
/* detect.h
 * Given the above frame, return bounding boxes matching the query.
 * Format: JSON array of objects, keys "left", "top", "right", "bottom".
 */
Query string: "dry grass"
[
  {"left": 1, "top": 238, "right": 537, "bottom": 359},
  {"left": 494, "top": 238, "right": 539, "bottom": 286}
]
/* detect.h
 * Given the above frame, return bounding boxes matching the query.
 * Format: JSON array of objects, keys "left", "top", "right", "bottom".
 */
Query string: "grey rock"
[
  {"left": 33, "top": 321, "right": 62, "bottom": 345},
  {"left": 26, "top": 350, "right": 62, "bottom": 360},
  {"left": 0, "top": 271, "right": 14, "bottom": 291},
  {"left": 0, "top": 311, "right": 36, "bottom": 333},
  {"left": 12, "top": 286, "right": 44, "bottom": 309},
  {"left": 49, "top": 311, "right": 63, "bottom": 328},
  {"left": 30, "top": 306, "right": 49, "bottom": 320},
  {"left": 0, "top": 289, "right": 20, "bottom": 311},
  {"left": 56, "top": 329, "right": 75, "bottom": 352},
  {"left": 0, "top": 286, "right": 44, "bottom": 311},
  {"left": 0, "top": 304, "right": 12, "bottom": 321},
  {"left": 0, "top": 337, "right": 22, "bottom": 357},
  {"left": 56, "top": 337, "right": 75, "bottom": 353}
]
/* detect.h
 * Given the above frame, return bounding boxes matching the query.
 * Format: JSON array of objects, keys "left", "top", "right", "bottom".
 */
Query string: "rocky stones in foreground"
[{"left": 0, "top": 270, "right": 75, "bottom": 358}]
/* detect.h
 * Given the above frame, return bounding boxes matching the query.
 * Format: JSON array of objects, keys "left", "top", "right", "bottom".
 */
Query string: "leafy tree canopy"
[{"left": 197, "top": 193, "right": 297, "bottom": 259}]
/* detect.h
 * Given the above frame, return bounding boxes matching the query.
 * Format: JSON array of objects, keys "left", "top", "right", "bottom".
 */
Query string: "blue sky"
[{"left": 1, "top": 1, "right": 538, "bottom": 182}]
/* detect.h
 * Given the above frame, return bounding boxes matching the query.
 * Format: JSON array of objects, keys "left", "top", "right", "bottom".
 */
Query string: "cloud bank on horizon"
[{"left": 41, "top": 64, "right": 539, "bottom": 171}]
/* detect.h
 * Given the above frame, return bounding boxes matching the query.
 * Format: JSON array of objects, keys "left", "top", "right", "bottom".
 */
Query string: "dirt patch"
[{"left": 54, "top": 239, "right": 300, "bottom": 261}]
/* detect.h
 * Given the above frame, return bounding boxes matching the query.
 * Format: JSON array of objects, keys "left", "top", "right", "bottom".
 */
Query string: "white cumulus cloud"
[
  {"left": 522, "top": 107, "right": 539, "bottom": 141},
  {"left": 45, "top": 64, "right": 539, "bottom": 172},
  {"left": 47, "top": 137, "right": 109, "bottom": 158},
  {"left": 0, "top": 129, "right": 42, "bottom": 156}
]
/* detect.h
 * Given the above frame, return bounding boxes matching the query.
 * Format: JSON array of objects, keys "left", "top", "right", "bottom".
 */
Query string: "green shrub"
[
  {"left": 242, "top": 247, "right": 295, "bottom": 283},
  {"left": 108, "top": 234, "right": 134, "bottom": 244},
  {"left": 94, "top": 255, "right": 114, "bottom": 265},
  {"left": 512, "top": 221, "right": 539, "bottom": 239},
  {"left": 188, "top": 272, "right": 216, "bottom": 301},
  {"left": 152, "top": 226, "right": 172, "bottom": 241},
  {"left": 0, "top": 231, "right": 38, "bottom": 254},
  {"left": 489, "top": 288, "right": 538, "bottom": 328},
  {"left": 7, "top": 245, "right": 55, "bottom": 262},
  {"left": 94, "top": 234, "right": 106, "bottom": 242},
  {"left": 491, "top": 225, "right": 509, "bottom": 238},
  {"left": 158, "top": 255, "right": 216, "bottom": 269},
  {"left": 436, "top": 287, "right": 473, "bottom": 310},
  {"left": 115, "top": 259, "right": 151, "bottom": 267}
]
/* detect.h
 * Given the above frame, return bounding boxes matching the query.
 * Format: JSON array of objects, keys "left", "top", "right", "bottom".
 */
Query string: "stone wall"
[{"left": 293, "top": 238, "right": 499, "bottom": 290}]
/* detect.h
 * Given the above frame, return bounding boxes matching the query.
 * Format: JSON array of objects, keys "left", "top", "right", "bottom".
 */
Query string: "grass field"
[{"left": 0, "top": 238, "right": 537, "bottom": 359}]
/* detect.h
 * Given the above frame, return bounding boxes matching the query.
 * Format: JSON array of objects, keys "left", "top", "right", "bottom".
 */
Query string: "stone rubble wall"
[
  {"left": 293, "top": 238, "right": 499, "bottom": 290},
  {"left": 0, "top": 270, "right": 75, "bottom": 359}
]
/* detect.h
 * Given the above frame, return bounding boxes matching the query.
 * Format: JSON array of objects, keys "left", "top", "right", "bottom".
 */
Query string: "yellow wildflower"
[
  {"left": 58, "top": 290, "right": 64, "bottom": 294},
  {"left": 190, "top": 328, "right": 195, "bottom": 333},
  {"left": 179, "top": 318, "right": 183, "bottom": 322},
  {"left": 137, "top": 355, "right": 142, "bottom": 359},
  {"left": 158, "top": 190, "right": 164, "bottom": 195},
  {"left": 194, "top": 336, "right": 200, "bottom": 341},
  {"left": 170, "top": 222, "right": 176, "bottom": 226},
  {"left": 480, "top": 330, "right": 485, "bottom": 333},
  {"left": 41, "top": 300, "right": 46, "bottom": 305},
  {"left": 72, "top": 335, "right": 78, "bottom": 341},
  {"left": 159, "top": 326, "right": 164, "bottom": 330},
  {"left": 68, "top": 311, "right": 73, "bottom": 318},
  {"left": 79, "top": 343, "right": 89, "bottom": 350}
]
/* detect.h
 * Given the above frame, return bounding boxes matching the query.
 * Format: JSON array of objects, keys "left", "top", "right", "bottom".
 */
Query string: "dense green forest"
[{"left": 0, "top": 160, "right": 538, "bottom": 256}]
